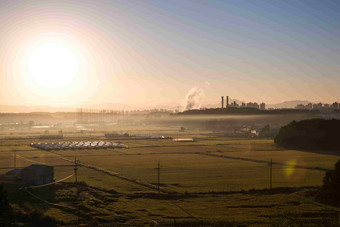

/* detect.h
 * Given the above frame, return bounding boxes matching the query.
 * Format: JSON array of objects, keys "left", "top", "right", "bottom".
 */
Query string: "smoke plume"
[{"left": 182, "top": 87, "right": 204, "bottom": 111}]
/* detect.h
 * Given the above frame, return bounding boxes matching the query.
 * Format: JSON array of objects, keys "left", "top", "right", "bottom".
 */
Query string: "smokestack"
[
  {"left": 226, "top": 96, "right": 229, "bottom": 108},
  {"left": 221, "top": 96, "right": 224, "bottom": 109}
]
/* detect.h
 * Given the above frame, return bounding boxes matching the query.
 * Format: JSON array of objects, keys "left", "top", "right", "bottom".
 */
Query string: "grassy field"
[{"left": 0, "top": 128, "right": 339, "bottom": 225}]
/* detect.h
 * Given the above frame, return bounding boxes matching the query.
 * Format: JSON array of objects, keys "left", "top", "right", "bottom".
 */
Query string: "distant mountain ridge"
[
  {"left": 0, "top": 100, "right": 312, "bottom": 113},
  {"left": 266, "top": 100, "right": 309, "bottom": 109},
  {"left": 0, "top": 105, "right": 72, "bottom": 113}
]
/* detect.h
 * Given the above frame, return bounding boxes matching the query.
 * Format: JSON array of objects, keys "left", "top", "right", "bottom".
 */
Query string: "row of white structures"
[{"left": 30, "top": 141, "right": 128, "bottom": 150}]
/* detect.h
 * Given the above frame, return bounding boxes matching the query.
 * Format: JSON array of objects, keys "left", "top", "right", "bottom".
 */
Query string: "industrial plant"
[{"left": 221, "top": 96, "right": 266, "bottom": 110}]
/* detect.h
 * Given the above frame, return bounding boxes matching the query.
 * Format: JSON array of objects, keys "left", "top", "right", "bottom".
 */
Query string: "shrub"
[
  {"left": 317, "top": 159, "right": 340, "bottom": 206},
  {"left": 0, "top": 184, "right": 11, "bottom": 226},
  {"left": 274, "top": 119, "right": 340, "bottom": 150}
]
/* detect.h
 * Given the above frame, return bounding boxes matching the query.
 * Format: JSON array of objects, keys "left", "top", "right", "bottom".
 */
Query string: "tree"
[
  {"left": 0, "top": 184, "right": 10, "bottom": 226},
  {"left": 260, "top": 124, "right": 271, "bottom": 137},
  {"left": 317, "top": 159, "right": 340, "bottom": 206},
  {"left": 275, "top": 119, "right": 340, "bottom": 150}
]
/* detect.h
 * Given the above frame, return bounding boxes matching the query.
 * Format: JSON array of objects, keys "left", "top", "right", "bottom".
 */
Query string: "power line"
[{"left": 0, "top": 164, "right": 76, "bottom": 170}]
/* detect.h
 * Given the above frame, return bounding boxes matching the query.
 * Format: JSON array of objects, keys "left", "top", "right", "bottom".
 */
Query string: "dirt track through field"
[{"left": 199, "top": 153, "right": 331, "bottom": 172}]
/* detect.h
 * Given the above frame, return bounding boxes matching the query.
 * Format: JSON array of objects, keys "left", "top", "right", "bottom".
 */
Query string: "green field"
[{"left": 0, "top": 129, "right": 339, "bottom": 225}]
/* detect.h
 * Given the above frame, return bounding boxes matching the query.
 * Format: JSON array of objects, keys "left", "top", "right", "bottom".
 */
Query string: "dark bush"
[
  {"left": 0, "top": 184, "right": 11, "bottom": 226},
  {"left": 317, "top": 159, "right": 340, "bottom": 207},
  {"left": 28, "top": 210, "right": 58, "bottom": 227},
  {"left": 274, "top": 118, "right": 340, "bottom": 150}
]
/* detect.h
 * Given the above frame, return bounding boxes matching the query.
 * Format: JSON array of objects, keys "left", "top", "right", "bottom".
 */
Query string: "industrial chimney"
[
  {"left": 226, "top": 96, "right": 229, "bottom": 108},
  {"left": 221, "top": 96, "right": 224, "bottom": 109}
]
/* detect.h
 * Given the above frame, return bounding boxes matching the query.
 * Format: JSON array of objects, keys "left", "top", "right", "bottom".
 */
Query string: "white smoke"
[{"left": 182, "top": 87, "right": 204, "bottom": 111}]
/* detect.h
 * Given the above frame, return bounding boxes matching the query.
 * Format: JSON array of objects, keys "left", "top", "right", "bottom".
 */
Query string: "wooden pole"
[
  {"left": 14, "top": 151, "right": 16, "bottom": 169},
  {"left": 270, "top": 158, "right": 272, "bottom": 190},
  {"left": 155, "top": 161, "right": 160, "bottom": 193},
  {"left": 74, "top": 156, "right": 78, "bottom": 184}
]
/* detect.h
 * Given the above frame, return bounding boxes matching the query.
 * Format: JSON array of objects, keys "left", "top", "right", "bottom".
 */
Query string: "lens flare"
[
  {"left": 284, "top": 159, "right": 296, "bottom": 177},
  {"left": 283, "top": 159, "right": 306, "bottom": 182}
]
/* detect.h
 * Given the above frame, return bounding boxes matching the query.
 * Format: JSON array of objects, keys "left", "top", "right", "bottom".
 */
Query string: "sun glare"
[{"left": 27, "top": 42, "right": 79, "bottom": 89}]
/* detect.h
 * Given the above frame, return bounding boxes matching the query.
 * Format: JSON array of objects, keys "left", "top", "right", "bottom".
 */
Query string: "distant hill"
[
  {"left": 267, "top": 100, "right": 309, "bottom": 109},
  {"left": 0, "top": 100, "right": 313, "bottom": 113},
  {"left": 0, "top": 105, "right": 72, "bottom": 113}
]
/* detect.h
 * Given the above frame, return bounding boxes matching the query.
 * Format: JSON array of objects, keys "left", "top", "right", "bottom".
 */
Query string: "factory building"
[{"left": 220, "top": 96, "right": 265, "bottom": 110}]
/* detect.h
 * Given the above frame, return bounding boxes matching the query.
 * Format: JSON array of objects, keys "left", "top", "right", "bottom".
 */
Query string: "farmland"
[{"left": 0, "top": 126, "right": 339, "bottom": 225}]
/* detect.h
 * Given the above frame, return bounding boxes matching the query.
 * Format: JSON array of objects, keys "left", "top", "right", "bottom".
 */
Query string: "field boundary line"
[
  {"left": 170, "top": 201, "right": 200, "bottom": 221},
  {"left": 50, "top": 153, "right": 177, "bottom": 194},
  {"left": 16, "top": 154, "right": 47, "bottom": 165},
  {"left": 198, "top": 153, "right": 330, "bottom": 171}
]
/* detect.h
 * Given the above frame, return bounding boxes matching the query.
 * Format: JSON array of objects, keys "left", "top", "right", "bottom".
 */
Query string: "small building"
[
  {"left": 6, "top": 164, "right": 54, "bottom": 186},
  {"left": 20, "top": 164, "right": 54, "bottom": 186},
  {"left": 173, "top": 138, "right": 196, "bottom": 142},
  {"left": 250, "top": 129, "right": 259, "bottom": 137},
  {"left": 6, "top": 168, "right": 22, "bottom": 176}
]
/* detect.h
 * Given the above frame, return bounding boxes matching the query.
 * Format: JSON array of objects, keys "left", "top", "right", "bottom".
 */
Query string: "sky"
[{"left": 0, "top": 0, "right": 339, "bottom": 108}]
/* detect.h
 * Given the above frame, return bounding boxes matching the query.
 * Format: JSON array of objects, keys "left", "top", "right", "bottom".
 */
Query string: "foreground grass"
[{"left": 6, "top": 184, "right": 340, "bottom": 226}]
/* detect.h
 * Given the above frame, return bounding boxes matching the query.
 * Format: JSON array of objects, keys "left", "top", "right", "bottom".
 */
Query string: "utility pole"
[
  {"left": 74, "top": 156, "right": 78, "bottom": 184},
  {"left": 155, "top": 161, "right": 160, "bottom": 193},
  {"left": 14, "top": 151, "right": 16, "bottom": 169},
  {"left": 269, "top": 158, "right": 272, "bottom": 190}
]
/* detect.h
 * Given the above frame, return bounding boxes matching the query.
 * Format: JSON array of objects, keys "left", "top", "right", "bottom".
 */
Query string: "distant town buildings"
[
  {"left": 246, "top": 102, "right": 260, "bottom": 109},
  {"left": 220, "top": 96, "right": 339, "bottom": 112},
  {"left": 260, "top": 103, "right": 266, "bottom": 110},
  {"left": 295, "top": 102, "right": 339, "bottom": 111}
]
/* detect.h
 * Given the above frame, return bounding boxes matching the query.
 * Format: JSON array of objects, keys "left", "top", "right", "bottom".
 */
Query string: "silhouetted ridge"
[
  {"left": 274, "top": 118, "right": 340, "bottom": 150},
  {"left": 177, "top": 107, "right": 319, "bottom": 115}
]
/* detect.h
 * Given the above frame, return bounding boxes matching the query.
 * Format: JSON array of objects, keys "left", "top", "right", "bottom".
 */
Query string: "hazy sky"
[{"left": 0, "top": 0, "right": 339, "bottom": 107}]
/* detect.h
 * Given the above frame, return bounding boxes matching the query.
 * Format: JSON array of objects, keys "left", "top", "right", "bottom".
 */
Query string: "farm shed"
[{"left": 17, "top": 164, "right": 54, "bottom": 186}]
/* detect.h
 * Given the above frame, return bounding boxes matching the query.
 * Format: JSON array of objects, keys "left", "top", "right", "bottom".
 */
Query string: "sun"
[{"left": 27, "top": 42, "right": 79, "bottom": 89}]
